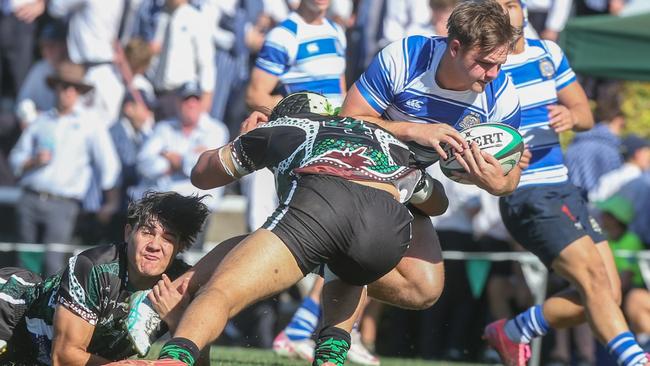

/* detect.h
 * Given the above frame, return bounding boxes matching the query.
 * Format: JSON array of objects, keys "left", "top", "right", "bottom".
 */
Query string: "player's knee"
[{"left": 408, "top": 269, "right": 444, "bottom": 310}]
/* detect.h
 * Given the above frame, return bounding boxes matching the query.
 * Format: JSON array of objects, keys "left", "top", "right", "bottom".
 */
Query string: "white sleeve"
[
  {"left": 48, "top": 0, "right": 87, "bottom": 18},
  {"left": 194, "top": 13, "right": 216, "bottom": 93},
  {"left": 545, "top": 0, "right": 573, "bottom": 32},
  {"left": 8, "top": 123, "right": 36, "bottom": 177},
  {"left": 137, "top": 126, "right": 171, "bottom": 180},
  {"left": 89, "top": 125, "right": 121, "bottom": 190}
]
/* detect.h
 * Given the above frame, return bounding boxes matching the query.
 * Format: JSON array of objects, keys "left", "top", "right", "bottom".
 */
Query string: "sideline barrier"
[{"left": 0, "top": 241, "right": 647, "bottom": 366}]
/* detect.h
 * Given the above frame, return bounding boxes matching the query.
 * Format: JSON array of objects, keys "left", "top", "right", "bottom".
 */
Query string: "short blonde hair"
[
  {"left": 125, "top": 38, "right": 153, "bottom": 73},
  {"left": 447, "top": 0, "right": 520, "bottom": 52}
]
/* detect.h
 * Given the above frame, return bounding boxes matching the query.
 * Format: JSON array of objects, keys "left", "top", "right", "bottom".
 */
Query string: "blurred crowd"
[{"left": 1, "top": 0, "right": 650, "bottom": 364}]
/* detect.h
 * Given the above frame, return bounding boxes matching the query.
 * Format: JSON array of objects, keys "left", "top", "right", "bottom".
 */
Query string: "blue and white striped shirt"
[
  {"left": 355, "top": 36, "right": 521, "bottom": 130},
  {"left": 503, "top": 38, "right": 576, "bottom": 187},
  {"left": 255, "top": 12, "right": 347, "bottom": 107}
]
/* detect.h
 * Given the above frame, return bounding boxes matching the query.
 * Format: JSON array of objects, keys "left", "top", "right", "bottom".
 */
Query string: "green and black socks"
[
  {"left": 158, "top": 337, "right": 200, "bottom": 366},
  {"left": 313, "top": 326, "right": 351, "bottom": 366}
]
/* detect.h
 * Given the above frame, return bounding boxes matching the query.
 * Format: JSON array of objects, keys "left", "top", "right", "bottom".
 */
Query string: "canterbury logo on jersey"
[{"left": 405, "top": 99, "right": 424, "bottom": 110}]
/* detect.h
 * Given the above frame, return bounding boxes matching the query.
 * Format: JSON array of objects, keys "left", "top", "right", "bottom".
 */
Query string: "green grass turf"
[{"left": 207, "top": 346, "right": 482, "bottom": 366}]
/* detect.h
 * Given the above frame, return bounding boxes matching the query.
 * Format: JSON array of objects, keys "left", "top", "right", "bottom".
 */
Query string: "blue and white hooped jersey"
[
  {"left": 255, "top": 12, "right": 347, "bottom": 107},
  {"left": 503, "top": 38, "right": 577, "bottom": 187},
  {"left": 355, "top": 36, "right": 521, "bottom": 131}
]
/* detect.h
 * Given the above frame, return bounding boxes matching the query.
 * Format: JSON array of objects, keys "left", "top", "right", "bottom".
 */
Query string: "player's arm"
[
  {"left": 245, "top": 68, "right": 283, "bottom": 112},
  {"left": 191, "top": 143, "right": 241, "bottom": 189},
  {"left": 341, "top": 85, "right": 467, "bottom": 159},
  {"left": 51, "top": 305, "right": 110, "bottom": 366},
  {"left": 550, "top": 80, "right": 594, "bottom": 133},
  {"left": 454, "top": 142, "right": 521, "bottom": 196}
]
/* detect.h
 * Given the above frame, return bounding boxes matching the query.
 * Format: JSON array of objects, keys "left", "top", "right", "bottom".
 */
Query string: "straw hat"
[{"left": 46, "top": 61, "right": 94, "bottom": 94}]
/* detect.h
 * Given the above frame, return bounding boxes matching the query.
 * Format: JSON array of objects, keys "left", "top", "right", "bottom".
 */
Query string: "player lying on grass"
[
  {"left": 0, "top": 191, "right": 208, "bottom": 365},
  {"left": 108, "top": 92, "right": 451, "bottom": 366}
]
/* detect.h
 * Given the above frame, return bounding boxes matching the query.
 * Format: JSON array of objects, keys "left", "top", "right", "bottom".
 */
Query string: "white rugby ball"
[{"left": 440, "top": 123, "right": 524, "bottom": 184}]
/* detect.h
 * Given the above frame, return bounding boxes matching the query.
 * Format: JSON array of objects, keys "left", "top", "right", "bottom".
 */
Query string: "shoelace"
[{"left": 313, "top": 337, "right": 350, "bottom": 366}]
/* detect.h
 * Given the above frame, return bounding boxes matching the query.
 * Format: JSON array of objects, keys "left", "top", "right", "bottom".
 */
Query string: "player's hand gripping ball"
[{"left": 440, "top": 123, "right": 524, "bottom": 184}]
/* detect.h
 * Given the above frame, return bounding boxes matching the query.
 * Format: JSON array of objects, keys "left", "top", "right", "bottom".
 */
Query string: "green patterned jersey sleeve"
[{"left": 57, "top": 253, "right": 103, "bottom": 325}]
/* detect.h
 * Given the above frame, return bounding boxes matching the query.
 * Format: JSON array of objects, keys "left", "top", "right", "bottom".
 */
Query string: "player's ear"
[
  {"left": 449, "top": 39, "right": 462, "bottom": 58},
  {"left": 124, "top": 224, "right": 133, "bottom": 242}
]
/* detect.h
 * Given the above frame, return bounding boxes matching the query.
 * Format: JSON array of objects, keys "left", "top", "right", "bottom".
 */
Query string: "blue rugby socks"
[
  {"left": 285, "top": 297, "right": 321, "bottom": 341},
  {"left": 504, "top": 305, "right": 551, "bottom": 344},
  {"left": 607, "top": 332, "right": 648, "bottom": 366}
]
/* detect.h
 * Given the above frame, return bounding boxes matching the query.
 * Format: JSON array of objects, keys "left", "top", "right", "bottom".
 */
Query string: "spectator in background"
[
  {"left": 124, "top": 37, "right": 156, "bottom": 100},
  {"left": 0, "top": 0, "right": 45, "bottom": 102},
  {"left": 566, "top": 83, "right": 625, "bottom": 192},
  {"left": 8, "top": 61, "right": 120, "bottom": 275},
  {"left": 597, "top": 195, "right": 645, "bottom": 293},
  {"left": 108, "top": 91, "right": 156, "bottom": 244},
  {"left": 150, "top": 0, "right": 214, "bottom": 120},
  {"left": 525, "top": 0, "right": 573, "bottom": 41},
  {"left": 246, "top": 0, "right": 348, "bottom": 110},
  {"left": 209, "top": 0, "right": 268, "bottom": 136},
  {"left": 135, "top": 81, "right": 228, "bottom": 247},
  {"left": 590, "top": 134, "right": 650, "bottom": 202},
  {"left": 379, "top": 0, "right": 432, "bottom": 49},
  {"left": 15, "top": 20, "right": 68, "bottom": 128},
  {"left": 430, "top": 0, "right": 459, "bottom": 36},
  {"left": 575, "top": 0, "right": 627, "bottom": 15},
  {"left": 49, "top": 0, "right": 126, "bottom": 126}
]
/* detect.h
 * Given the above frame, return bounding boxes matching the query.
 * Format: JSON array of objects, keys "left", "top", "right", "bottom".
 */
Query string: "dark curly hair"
[{"left": 126, "top": 191, "right": 209, "bottom": 252}]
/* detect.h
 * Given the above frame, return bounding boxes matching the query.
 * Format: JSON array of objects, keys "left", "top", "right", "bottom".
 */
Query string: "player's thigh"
[
  {"left": 398, "top": 214, "right": 443, "bottom": 285},
  {"left": 594, "top": 239, "right": 622, "bottom": 304},
  {"left": 203, "top": 229, "right": 304, "bottom": 314},
  {"left": 183, "top": 235, "right": 248, "bottom": 294},
  {"left": 550, "top": 235, "right": 609, "bottom": 292},
  {"left": 500, "top": 183, "right": 604, "bottom": 268},
  {"left": 368, "top": 214, "right": 444, "bottom": 303}
]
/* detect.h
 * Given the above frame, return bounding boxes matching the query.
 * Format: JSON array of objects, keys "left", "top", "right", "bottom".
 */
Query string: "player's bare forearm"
[
  {"left": 191, "top": 145, "right": 238, "bottom": 189},
  {"left": 51, "top": 306, "right": 110, "bottom": 366},
  {"left": 568, "top": 101, "right": 593, "bottom": 132},
  {"left": 558, "top": 81, "right": 594, "bottom": 132},
  {"left": 51, "top": 346, "right": 110, "bottom": 366}
]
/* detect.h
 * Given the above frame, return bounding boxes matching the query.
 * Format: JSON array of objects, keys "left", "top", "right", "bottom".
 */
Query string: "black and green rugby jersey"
[
  {"left": 23, "top": 242, "right": 190, "bottom": 364},
  {"left": 231, "top": 113, "right": 431, "bottom": 202}
]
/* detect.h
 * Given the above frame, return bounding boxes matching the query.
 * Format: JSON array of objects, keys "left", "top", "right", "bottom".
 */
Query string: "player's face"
[
  {"left": 178, "top": 96, "right": 202, "bottom": 126},
  {"left": 302, "top": 0, "right": 330, "bottom": 12},
  {"left": 126, "top": 220, "right": 179, "bottom": 278},
  {"left": 497, "top": 0, "right": 525, "bottom": 34},
  {"left": 459, "top": 44, "right": 509, "bottom": 93}
]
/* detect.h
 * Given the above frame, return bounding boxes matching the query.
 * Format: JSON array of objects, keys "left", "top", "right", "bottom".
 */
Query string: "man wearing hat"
[
  {"left": 9, "top": 60, "right": 121, "bottom": 275},
  {"left": 135, "top": 81, "right": 228, "bottom": 246},
  {"left": 590, "top": 134, "right": 650, "bottom": 203}
]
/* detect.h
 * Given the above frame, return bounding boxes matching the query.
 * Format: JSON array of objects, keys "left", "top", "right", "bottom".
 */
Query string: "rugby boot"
[
  {"left": 126, "top": 290, "right": 162, "bottom": 356},
  {"left": 273, "top": 330, "right": 316, "bottom": 361},
  {"left": 484, "top": 319, "right": 531, "bottom": 366}
]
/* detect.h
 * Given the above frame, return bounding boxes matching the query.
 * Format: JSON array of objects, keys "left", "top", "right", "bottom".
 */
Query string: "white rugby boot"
[
  {"left": 272, "top": 330, "right": 316, "bottom": 362},
  {"left": 348, "top": 327, "right": 380, "bottom": 366}
]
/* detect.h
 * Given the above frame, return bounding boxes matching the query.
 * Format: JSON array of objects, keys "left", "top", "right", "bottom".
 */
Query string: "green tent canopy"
[{"left": 559, "top": 12, "right": 650, "bottom": 81}]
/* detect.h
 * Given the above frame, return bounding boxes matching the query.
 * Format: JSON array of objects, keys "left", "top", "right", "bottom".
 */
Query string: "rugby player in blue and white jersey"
[
  {"left": 341, "top": 0, "right": 526, "bottom": 317},
  {"left": 246, "top": 0, "right": 347, "bottom": 111},
  {"left": 483, "top": 1, "right": 649, "bottom": 366}
]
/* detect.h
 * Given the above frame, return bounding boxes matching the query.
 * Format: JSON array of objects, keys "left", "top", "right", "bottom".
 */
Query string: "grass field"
[{"left": 205, "top": 346, "right": 483, "bottom": 366}]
